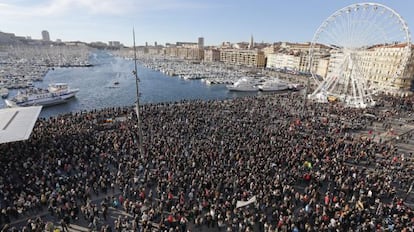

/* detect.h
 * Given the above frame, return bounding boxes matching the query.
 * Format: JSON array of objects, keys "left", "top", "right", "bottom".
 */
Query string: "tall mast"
[{"left": 133, "top": 28, "right": 144, "bottom": 157}]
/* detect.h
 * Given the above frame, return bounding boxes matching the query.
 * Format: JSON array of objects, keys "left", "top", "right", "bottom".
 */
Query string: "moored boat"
[
  {"left": 289, "top": 83, "right": 305, "bottom": 91},
  {"left": 258, "top": 79, "right": 289, "bottom": 92},
  {"left": 5, "top": 83, "right": 79, "bottom": 107},
  {"left": 0, "top": 87, "right": 8, "bottom": 98},
  {"left": 226, "top": 77, "right": 260, "bottom": 92}
]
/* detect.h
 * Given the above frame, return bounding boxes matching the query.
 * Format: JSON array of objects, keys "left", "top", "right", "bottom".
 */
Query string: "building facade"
[
  {"left": 165, "top": 45, "right": 204, "bottom": 60},
  {"left": 204, "top": 49, "right": 221, "bottom": 62},
  {"left": 41, "top": 30, "right": 50, "bottom": 41},
  {"left": 108, "top": 41, "right": 121, "bottom": 47},
  {"left": 326, "top": 43, "right": 414, "bottom": 95},
  {"left": 266, "top": 53, "right": 300, "bottom": 71},
  {"left": 220, "top": 49, "right": 265, "bottom": 67},
  {"left": 198, "top": 37, "right": 204, "bottom": 49}
]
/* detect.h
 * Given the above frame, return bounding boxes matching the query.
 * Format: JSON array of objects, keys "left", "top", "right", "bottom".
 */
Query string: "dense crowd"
[{"left": 0, "top": 93, "right": 413, "bottom": 231}]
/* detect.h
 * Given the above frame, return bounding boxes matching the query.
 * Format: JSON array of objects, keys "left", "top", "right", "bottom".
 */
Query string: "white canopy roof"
[{"left": 0, "top": 106, "right": 42, "bottom": 144}]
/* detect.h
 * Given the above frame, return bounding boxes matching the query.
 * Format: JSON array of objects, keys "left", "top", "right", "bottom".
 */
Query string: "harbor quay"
[
  {"left": 114, "top": 52, "right": 308, "bottom": 88},
  {"left": 0, "top": 92, "right": 413, "bottom": 231}
]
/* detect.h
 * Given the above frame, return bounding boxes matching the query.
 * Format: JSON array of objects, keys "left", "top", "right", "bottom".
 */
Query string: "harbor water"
[{"left": 0, "top": 51, "right": 257, "bottom": 118}]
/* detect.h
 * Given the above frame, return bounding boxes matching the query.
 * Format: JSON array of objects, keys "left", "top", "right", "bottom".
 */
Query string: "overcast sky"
[{"left": 1, "top": 0, "right": 413, "bottom": 46}]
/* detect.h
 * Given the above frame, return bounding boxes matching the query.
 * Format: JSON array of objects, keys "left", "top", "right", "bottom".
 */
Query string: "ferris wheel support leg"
[
  {"left": 353, "top": 77, "right": 364, "bottom": 107},
  {"left": 327, "top": 75, "right": 342, "bottom": 94},
  {"left": 309, "top": 79, "right": 327, "bottom": 98},
  {"left": 342, "top": 74, "right": 350, "bottom": 96}
]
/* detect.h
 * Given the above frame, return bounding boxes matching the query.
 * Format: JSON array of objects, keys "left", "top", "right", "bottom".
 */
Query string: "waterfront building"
[
  {"left": 198, "top": 37, "right": 204, "bottom": 49},
  {"left": 266, "top": 52, "right": 300, "bottom": 71},
  {"left": 262, "top": 43, "right": 281, "bottom": 55},
  {"left": 313, "top": 55, "right": 330, "bottom": 78},
  {"left": 176, "top": 41, "right": 198, "bottom": 48},
  {"left": 266, "top": 42, "right": 309, "bottom": 71},
  {"left": 177, "top": 47, "right": 204, "bottom": 60},
  {"left": 265, "top": 42, "right": 330, "bottom": 75},
  {"left": 41, "top": 30, "right": 50, "bottom": 41},
  {"left": 0, "top": 32, "right": 21, "bottom": 45},
  {"left": 402, "top": 46, "right": 414, "bottom": 91},
  {"left": 280, "top": 43, "right": 313, "bottom": 73},
  {"left": 108, "top": 41, "right": 121, "bottom": 48},
  {"left": 147, "top": 45, "right": 164, "bottom": 55},
  {"left": 325, "top": 43, "right": 414, "bottom": 96},
  {"left": 165, "top": 45, "right": 178, "bottom": 57},
  {"left": 281, "top": 42, "right": 309, "bottom": 51},
  {"left": 368, "top": 44, "right": 414, "bottom": 95},
  {"left": 219, "top": 49, "right": 265, "bottom": 68},
  {"left": 89, "top": 41, "right": 107, "bottom": 49},
  {"left": 164, "top": 39, "right": 204, "bottom": 60},
  {"left": 270, "top": 41, "right": 414, "bottom": 95},
  {"left": 204, "top": 49, "right": 221, "bottom": 62}
]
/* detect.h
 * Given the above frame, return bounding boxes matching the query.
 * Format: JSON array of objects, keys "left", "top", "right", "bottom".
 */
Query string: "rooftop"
[{"left": 0, "top": 106, "right": 42, "bottom": 144}]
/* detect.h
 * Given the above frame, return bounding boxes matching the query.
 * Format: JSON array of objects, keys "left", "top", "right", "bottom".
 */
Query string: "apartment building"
[
  {"left": 266, "top": 53, "right": 300, "bottom": 71},
  {"left": 219, "top": 49, "right": 265, "bottom": 67},
  {"left": 204, "top": 49, "right": 221, "bottom": 62},
  {"left": 163, "top": 39, "right": 204, "bottom": 60},
  {"left": 266, "top": 41, "right": 414, "bottom": 95},
  {"left": 327, "top": 43, "right": 414, "bottom": 95},
  {"left": 364, "top": 44, "right": 412, "bottom": 94}
]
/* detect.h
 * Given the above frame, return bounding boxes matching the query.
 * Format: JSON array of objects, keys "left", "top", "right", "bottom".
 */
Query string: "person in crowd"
[{"left": 0, "top": 93, "right": 413, "bottom": 231}]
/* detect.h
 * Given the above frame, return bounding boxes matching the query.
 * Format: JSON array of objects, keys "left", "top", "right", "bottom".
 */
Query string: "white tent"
[{"left": 0, "top": 106, "right": 42, "bottom": 144}]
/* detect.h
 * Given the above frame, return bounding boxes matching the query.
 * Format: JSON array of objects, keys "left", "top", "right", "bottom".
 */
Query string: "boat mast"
[{"left": 133, "top": 28, "right": 144, "bottom": 157}]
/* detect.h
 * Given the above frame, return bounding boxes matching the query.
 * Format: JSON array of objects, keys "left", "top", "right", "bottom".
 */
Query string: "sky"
[{"left": 1, "top": 0, "right": 414, "bottom": 46}]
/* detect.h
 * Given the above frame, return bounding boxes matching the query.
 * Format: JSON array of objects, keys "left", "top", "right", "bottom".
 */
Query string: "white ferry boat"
[{"left": 5, "top": 83, "right": 79, "bottom": 107}]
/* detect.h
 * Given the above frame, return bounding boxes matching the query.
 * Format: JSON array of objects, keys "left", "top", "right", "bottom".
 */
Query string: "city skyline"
[{"left": 1, "top": 0, "right": 414, "bottom": 46}]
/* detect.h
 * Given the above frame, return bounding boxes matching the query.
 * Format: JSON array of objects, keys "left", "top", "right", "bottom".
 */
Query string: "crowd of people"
[{"left": 0, "top": 93, "right": 413, "bottom": 231}]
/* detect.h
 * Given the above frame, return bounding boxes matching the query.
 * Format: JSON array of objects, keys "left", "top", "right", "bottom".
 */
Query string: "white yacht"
[
  {"left": 5, "top": 83, "right": 79, "bottom": 107},
  {"left": 226, "top": 77, "right": 260, "bottom": 92},
  {"left": 258, "top": 79, "right": 289, "bottom": 92}
]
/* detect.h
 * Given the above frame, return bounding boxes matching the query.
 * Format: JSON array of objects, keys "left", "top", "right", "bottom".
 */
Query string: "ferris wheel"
[{"left": 308, "top": 2, "right": 411, "bottom": 108}]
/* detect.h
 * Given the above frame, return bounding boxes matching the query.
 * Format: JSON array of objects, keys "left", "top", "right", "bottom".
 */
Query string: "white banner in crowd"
[{"left": 236, "top": 196, "right": 257, "bottom": 208}]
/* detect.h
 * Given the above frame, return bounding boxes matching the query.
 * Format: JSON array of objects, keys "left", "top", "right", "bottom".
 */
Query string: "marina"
[
  {"left": 0, "top": 46, "right": 308, "bottom": 118},
  {"left": 115, "top": 52, "right": 308, "bottom": 87},
  {"left": 0, "top": 52, "right": 252, "bottom": 117},
  {"left": 1, "top": 51, "right": 300, "bottom": 118},
  {"left": 0, "top": 44, "right": 91, "bottom": 89}
]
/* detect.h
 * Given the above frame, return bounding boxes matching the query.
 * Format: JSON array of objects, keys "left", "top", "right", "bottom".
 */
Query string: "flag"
[{"left": 236, "top": 196, "right": 257, "bottom": 208}]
